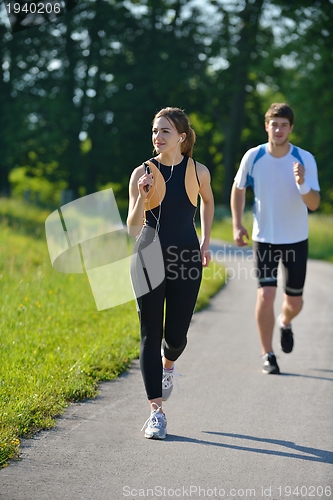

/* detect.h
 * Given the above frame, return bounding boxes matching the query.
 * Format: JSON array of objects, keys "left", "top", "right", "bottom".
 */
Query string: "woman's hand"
[
  {"left": 200, "top": 243, "right": 211, "bottom": 267},
  {"left": 137, "top": 172, "right": 153, "bottom": 198},
  {"left": 127, "top": 166, "right": 153, "bottom": 237}
]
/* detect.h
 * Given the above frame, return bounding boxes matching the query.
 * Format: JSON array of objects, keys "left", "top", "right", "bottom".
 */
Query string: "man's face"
[{"left": 265, "top": 117, "right": 294, "bottom": 147}]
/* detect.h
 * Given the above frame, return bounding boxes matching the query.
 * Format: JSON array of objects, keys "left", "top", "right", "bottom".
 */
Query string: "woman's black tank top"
[{"left": 142, "top": 156, "right": 200, "bottom": 248}]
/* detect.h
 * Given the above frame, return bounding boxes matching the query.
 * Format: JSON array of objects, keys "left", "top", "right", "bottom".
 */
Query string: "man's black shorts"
[{"left": 252, "top": 239, "right": 308, "bottom": 296}]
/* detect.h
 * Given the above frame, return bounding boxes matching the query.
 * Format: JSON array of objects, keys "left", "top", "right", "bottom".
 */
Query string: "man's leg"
[
  {"left": 255, "top": 286, "right": 277, "bottom": 355},
  {"left": 280, "top": 239, "right": 307, "bottom": 325},
  {"left": 278, "top": 239, "right": 307, "bottom": 353},
  {"left": 281, "top": 294, "right": 303, "bottom": 326},
  {"left": 253, "top": 241, "right": 280, "bottom": 373}
]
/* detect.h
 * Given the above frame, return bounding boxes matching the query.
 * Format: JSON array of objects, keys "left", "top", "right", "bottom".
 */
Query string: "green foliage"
[
  {"left": 263, "top": 1, "right": 333, "bottom": 211},
  {"left": 0, "top": 0, "right": 332, "bottom": 210},
  {"left": 195, "top": 261, "right": 227, "bottom": 312},
  {"left": 80, "top": 138, "right": 92, "bottom": 154},
  {"left": 0, "top": 198, "right": 51, "bottom": 238},
  {"left": 9, "top": 166, "right": 67, "bottom": 206}
]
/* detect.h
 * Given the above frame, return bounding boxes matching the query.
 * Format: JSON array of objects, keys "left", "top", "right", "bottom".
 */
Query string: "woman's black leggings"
[{"left": 135, "top": 244, "right": 202, "bottom": 400}]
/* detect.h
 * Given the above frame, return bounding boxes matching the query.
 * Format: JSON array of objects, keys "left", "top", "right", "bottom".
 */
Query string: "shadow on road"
[
  {"left": 279, "top": 371, "right": 333, "bottom": 382},
  {"left": 165, "top": 431, "right": 333, "bottom": 464}
]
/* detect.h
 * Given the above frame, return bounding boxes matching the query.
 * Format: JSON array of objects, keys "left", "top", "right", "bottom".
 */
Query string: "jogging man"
[{"left": 230, "top": 103, "right": 320, "bottom": 374}]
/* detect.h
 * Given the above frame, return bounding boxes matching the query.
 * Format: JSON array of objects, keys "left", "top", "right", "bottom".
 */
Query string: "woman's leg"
[
  {"left": 137, "top": 279, "right": 166, "bottom": 403},
  {"left": 163, "top": 245, "right": 202, "bottom": 363}
]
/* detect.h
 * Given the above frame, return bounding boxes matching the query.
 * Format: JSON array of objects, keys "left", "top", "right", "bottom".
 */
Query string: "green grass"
[
  {"left": 210, "top": 211, "right": 252, "bottom": 242},
  {"left": 0, "top": 225, "right": 139, "bottom": 467},
  {"left": 195, "top": 261, "right": 227, "bottom": 311},
  {"left": 0, "top": 197, "right": 50, "bottom": 239},
  {"left": 0, "top": 198, "right": 226, "bottom": 467},
  {"left": 307, "top": 214, "right": 333, "bottom": 262},
  {"left": 210, "top": 209, "right": 333, "bottom": 262}
]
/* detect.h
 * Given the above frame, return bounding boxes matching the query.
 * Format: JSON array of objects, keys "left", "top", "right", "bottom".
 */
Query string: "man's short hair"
[{"left": 265, "top": 103, "right": 294, "bottom": 126}]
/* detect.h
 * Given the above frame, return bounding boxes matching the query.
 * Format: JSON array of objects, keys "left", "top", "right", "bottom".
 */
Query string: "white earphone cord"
[{"left": 147, "top": 142, "right": 181, "bottom": 241}]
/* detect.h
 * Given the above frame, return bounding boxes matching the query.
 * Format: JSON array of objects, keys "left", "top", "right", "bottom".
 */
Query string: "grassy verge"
[
  {"left": 0, "top": 197, "right": 51, "bottom": 239},
  {"left": 0, "top": 199, "right": 226, "bottom": 467},
  {"left": 195, "top": 262, "right": 227, "bottom": 311},
  {"left": 210, "top": 209, "right": 333, "bottom": 262},
  {"left": 307, "top": 214, "right": 333, "bottom": 262}
]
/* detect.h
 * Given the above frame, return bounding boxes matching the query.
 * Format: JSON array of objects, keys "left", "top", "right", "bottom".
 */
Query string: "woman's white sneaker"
[
  {"left": 162, "top": 366, "right": 174, "bottom": 401},
  {"left": 141, "top": 403, "right": 167, "bottom": 439}
]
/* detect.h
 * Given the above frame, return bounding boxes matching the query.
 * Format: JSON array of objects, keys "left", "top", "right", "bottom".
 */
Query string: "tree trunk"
[
  {"left": 222, "top": 0, "right": 264, "bottom": 204},
  {"left": 62, "top": 14, "right": 83, "bottom": 198},
  {"left": 0, "top": 27, "right": 15, "bottom": 196}
]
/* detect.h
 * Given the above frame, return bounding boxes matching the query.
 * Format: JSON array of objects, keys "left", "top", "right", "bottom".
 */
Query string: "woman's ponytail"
[{"left": 181, "top": 126, "right": 196, "bottom": 157}]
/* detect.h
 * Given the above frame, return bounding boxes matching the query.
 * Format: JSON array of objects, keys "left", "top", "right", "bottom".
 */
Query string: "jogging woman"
[{"left": 127, "top": 107, "right": 214, "bottom": 439}]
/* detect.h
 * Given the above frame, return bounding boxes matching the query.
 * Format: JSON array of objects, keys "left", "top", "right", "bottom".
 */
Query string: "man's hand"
[
  {"left": 293, "top": 161, "right": 305, "bottom": 185},
  {"left": 233, "top": 225, "right": 249, "bottom": 247}
]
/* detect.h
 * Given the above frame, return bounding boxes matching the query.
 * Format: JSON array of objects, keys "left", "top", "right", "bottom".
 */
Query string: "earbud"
[{"left": 178, "top": 137, "right": 183, "bottom": 143}]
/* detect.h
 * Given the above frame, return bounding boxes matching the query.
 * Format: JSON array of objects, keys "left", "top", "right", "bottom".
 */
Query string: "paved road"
[{"left": 1, "top": 242, "right": 333, "bottom": 500}]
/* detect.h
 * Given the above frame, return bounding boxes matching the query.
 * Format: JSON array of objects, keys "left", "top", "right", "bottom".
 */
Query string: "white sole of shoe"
[{"left": 145, "top": 431, "right": 167, "bottom": 439}]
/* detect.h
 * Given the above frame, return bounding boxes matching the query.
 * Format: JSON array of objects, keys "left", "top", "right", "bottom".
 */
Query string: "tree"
[
  {"left": 1, "top": 0, "right": 332, "bottom": 212},
  {"left": 220, "top": 0, "right": 265, "bottom": 204},
  {"left": 270, "top": 0, "right": 333, "bottom": 211}
]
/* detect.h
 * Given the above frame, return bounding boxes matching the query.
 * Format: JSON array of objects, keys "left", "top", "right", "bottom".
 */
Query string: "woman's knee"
[{"left": 163, "top": 337, "right": 187, "bottom": 362}]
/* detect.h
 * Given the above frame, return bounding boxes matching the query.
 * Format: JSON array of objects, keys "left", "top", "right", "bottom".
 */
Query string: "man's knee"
[
  {"left": 285, "top": 294, "right": 303, "bottom": 312},
  {"left": 257, "top": 286, "right": 276, "bottom": 307}
]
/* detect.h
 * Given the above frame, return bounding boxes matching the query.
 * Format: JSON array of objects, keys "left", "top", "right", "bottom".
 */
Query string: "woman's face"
[{"left": 152, "top": 116, "right": 183, "bottom": 154}]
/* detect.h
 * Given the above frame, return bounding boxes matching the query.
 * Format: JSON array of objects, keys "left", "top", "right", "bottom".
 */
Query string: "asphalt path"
[{"left": 1, "top": 241, "right": 333, "bottom": 500}]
